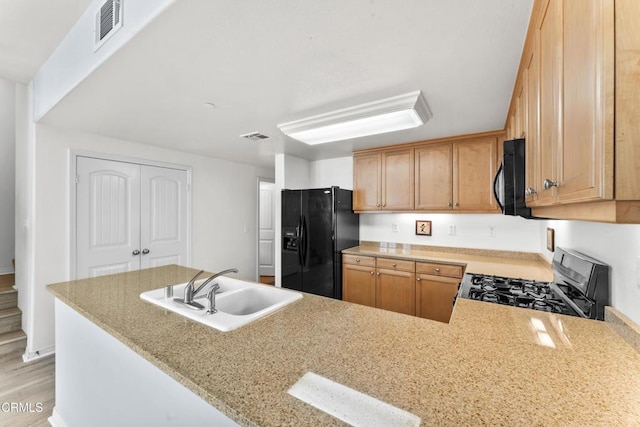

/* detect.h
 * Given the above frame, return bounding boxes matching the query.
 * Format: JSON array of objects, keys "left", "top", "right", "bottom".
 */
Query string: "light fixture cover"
[{"left": 277, "top": 91, "right": 431, "bottom": 145}]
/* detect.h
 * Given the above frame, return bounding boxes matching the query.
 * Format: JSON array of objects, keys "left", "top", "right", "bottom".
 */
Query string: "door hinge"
[{"left": 74, "top": 174, "right": 79, "bottom": 184}]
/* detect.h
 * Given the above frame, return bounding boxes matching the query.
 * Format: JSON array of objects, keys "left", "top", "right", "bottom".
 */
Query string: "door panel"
[
  {"left": 453, "top": 138, "right": 498, "bottom": 211},
  {"left": 259, "top": 182, "right": 276, "bottom": 276},
  {"left": 353, "top": 153, "right": 381, "bottom": 210},
  {"left": 382, "top": 149, "right": 414, "bottom": 210},
  {"left": 76, "top": 157, "right": 141, "bottom": 279},
  {"left": 415, "top": 143, "right": 453, "bottom": 210},
  {"left": 140, "top": 166, "right": 188, "bottom": 269},
  {"left": 302, "top": 189, "right": 334, "bottom": 297}
]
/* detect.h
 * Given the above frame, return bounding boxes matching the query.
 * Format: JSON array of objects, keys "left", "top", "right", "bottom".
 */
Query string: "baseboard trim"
[
  {"left": 48, "top": 407, "right": 68, "bottom": 427},
  {"left": 23, "top": 345, "right": 55, "bottom": 362},
  {"left": 0, "top": 268, "right": 15, "bottom": 275}
]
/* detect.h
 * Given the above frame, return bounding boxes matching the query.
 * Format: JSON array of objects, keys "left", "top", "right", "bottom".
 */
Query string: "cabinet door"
[
  {"left": 415, "top": 143, "right": 453, "bottom": 210},
  {"left": 415, "top": 274, "right": 460, "bottom": 323},
  {"left": 376, "top": 269, "right": 415, "bottom": 315},
  {"left": 558, "top": 0, "right": 614, "bottom": 203},
  {"left": 537, "top": 0, "right": 563, "bottom": 206},
  {"left": 382, "top": 149, "right": 414, "bottom": 210},
  {"left": 343, "top": 263, "right": 376, "bottom": 307},
  {"left": 453, "top": 138, "right": 498, "bottom": 211},
  {"left": 525, "top": 40, "right": 541, "bottom": 205},
  {"left": 353, "top": 153, "right": 381, "bottom": 211}
]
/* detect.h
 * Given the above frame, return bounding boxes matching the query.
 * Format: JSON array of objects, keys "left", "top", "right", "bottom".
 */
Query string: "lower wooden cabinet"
[{"left": 343, "top": 255, "right": 462, "bottom": 322}]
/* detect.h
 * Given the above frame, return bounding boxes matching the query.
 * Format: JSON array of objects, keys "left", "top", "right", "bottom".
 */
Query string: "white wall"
[
  {"left": 27, "top": 124, "right": 272, "bottom": 357},
  {"left": 0, "top": 78, "right": 15, "bottom": 273},
  {"left": 33, "top": 0, "right": 175, "bottom": 120},
  {"left": 540, "top": 220, "right": 640, "bottom": 325},
  {"left": 14, "top": 83, "right": 36, "bottom": 348},
  {"left": 360, "top": 213, "right": 542, "bottom": 252},
  {"left": 309, "top": 157, "right": 353, "bottom": 189}
]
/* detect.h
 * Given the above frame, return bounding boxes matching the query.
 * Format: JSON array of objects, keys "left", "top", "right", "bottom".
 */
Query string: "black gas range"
[{"left": 458, "top": 247, "right": 610, "bottom": 320}]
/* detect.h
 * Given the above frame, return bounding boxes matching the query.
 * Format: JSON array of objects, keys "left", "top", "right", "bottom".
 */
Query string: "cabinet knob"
[
  {"left": 355, "top": 258, "right": 360, "bottom": 263},
  {"left": 382, "top": 203, "right": 386, "bottom": 208},
  {"left": 392, "top": 263, "right": 397, "bottom": 267},
  {"left": 454, "top": 202, "right": 459, "bottom": 207},
  {"left": 417, "top": 277, "right": 421, "bottom": 282},
  {"left": 525, "top": 187, "right": 538, "bottom": 196},
  {"left": 142, "top": 248, "right": 150, "bottom": 255},
  {"left": 376, "top": 203, "right": 381, "bottom": 207},
  {"left": 435, "top": 268, "right": 441, "bottom": 273},
  {"left": 376, "top": 272, "right": 380, "bottom": 276},
  {"left": 370, "top": 271, "right": 374, "bottom": 275},
  {"left": 132, "top": 249, "right": 140, "bottom": 256},
  {"left": 447, "top": 202, "right": 452, "bottom": 207},
  {"left": 543, "top": 179, "right": 558, "bottom": 190}
]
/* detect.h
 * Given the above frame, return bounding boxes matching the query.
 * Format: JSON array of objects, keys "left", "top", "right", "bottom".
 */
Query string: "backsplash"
[{"left": 359, "top": 213, "right": 541, "bottom": 253}]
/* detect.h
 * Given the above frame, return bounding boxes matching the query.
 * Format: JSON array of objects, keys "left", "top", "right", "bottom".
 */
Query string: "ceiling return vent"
[
  {"left": 94, "top": 0, "right": 123, "bottom": 50},
  {"left": 240, "top": 132, "right": 270, "bottom": 142}
]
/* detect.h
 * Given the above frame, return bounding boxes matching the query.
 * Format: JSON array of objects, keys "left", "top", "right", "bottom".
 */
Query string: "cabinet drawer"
[
  {"left": 416, "top": 262, "right": 463, "bottom": 278},
  {"left": 376, "top": 258, "right": 415, "bottom": 272},
  {"left": 343, "top": 254, "right": 376, "bottom": 267}
]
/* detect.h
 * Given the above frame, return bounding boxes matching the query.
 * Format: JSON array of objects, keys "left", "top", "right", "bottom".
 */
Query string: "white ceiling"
[
  {"left": 39, "top": 0, "right": 533, "bottom": 169},
  {"left": 0, "top": 0, "right": 92, "bottom": 83}
]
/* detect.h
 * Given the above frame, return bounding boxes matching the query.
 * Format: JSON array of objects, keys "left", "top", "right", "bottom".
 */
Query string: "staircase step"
[
  {"left": 0, "top": 287, "right": 17, "bottom": 310},
  {"left": 0, "top": 273, "right": 15, "bottom": 288},
  {"left": 0, "top": 330, "right": 27, "bottom": 357},
  {"left": 0, "top": 307, "right": 21, "bottom": 334}
]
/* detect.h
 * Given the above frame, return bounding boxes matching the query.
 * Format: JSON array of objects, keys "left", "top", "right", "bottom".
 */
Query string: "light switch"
[{"left": 391, "top": 224, "right": 399, "bottom": 232}]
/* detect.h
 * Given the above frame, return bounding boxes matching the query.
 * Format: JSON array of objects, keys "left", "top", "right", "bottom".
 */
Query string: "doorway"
[{"left": 257, "top": 178, "right": 275, "bottom": 284}]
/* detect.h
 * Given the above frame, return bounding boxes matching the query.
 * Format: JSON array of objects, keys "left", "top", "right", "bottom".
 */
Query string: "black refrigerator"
[{"left": 281, "top": 187, "right": 359, "bottom": 299}]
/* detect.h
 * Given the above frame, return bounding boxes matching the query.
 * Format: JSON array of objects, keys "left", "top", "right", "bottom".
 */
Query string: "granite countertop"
[
  {"left": 48, "top": 265, "right": 640, "bottom": 426},
  {"left": 343, "top": 243, "right": 554, "bottom": 281}
]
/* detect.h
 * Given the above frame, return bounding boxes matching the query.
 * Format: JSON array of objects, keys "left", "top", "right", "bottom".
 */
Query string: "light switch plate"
[
  {"left": 488, "top": 226, "right": 496, "bottom": 237},
  {"left": 448, "top": 225, "right": 456, "bottom": 236},
  {"left": 391, "top": 223, "right": 399, "bottom": 232}
]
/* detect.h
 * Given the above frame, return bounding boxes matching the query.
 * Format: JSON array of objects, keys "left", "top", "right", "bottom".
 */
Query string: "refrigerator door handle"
[
  {"left": 297, "top": 216, "right": 303, "bottom": 267},
  {"left": 301, "top": 216, "right": 308, "bottom": 268}
]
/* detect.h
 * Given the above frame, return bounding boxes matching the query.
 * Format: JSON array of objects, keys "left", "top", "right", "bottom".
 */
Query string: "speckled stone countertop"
[
  {"left": 48, "top": 265, "right": 640, "bottom": 426},
  {"left": 343, "top": 242, "right": 554, "bottom": 281}
]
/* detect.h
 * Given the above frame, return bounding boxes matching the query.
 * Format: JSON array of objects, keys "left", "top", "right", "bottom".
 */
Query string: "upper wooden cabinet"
[
  {"left": 353, "top": 149, "right": 414, "bottom": 211},
  {"left": 453, "top": 138, "right": 498, "bottom": 212},
  {"left": 354, "top": 131, "right": 501, "bottom": 213},
  {"left": 415, "top": 143, "right": 453, "bottom": 210},
  {"left": 506, "top": 0, "right": 640, "bottom": 222}
]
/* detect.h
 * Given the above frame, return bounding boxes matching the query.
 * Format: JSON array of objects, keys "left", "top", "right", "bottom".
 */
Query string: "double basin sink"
[{"left": 140, "top": 276, "right": 302, "bottom": 332}]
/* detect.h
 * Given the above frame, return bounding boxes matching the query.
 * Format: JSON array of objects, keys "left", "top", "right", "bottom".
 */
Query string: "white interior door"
[
  {"left": 76, "top": 157, "right": 141, "bottom": 279},
  {"left": 258, "top": 181, "right": 275, "bottom": 276},
  {"left": 140, "top": 165, "right": 188, "bottom": 269}
]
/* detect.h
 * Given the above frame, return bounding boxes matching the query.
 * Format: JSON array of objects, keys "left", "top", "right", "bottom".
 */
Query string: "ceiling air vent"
[
  {"left": 94, "top": 0, "right": 123, "bottom": 50},
  {"left": 240, "top": 132, "right": 271, "bottom": 142}
]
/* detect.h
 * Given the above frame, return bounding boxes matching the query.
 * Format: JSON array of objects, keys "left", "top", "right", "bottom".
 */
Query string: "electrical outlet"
[
  {"left": 488, "top": 226, "right": 496, "bottom": 237},
  {"left": 448, "top": 225, "right": 456, "bottom": 236},
  {"left": 391, "top": 223, "right": 399, "bottom": 232}
]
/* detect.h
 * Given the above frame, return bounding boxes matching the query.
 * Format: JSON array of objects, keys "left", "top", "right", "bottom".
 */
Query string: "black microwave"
[{"left": 493, "top": 138, "right": 535, "bottom": 219}]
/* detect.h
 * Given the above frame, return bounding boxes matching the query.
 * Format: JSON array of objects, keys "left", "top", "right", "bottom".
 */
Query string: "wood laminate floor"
[{"left": 0, "top": 351, "right": 55, "bottom": 427}]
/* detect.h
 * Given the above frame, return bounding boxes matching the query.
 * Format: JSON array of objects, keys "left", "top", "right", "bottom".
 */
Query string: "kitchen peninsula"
[{"left": 48, "top": 265, "right": 640, "bottom": 426}]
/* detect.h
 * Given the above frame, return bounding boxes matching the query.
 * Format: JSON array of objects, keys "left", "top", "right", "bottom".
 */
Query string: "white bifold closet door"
[{"left": 76, "top": 157, "right": 188, "bottom": 279}]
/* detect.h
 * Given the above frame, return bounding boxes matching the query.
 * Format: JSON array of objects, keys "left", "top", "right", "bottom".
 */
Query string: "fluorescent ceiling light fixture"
[{"left": 277, "top": 91, "right": 432, "bottom": 145}]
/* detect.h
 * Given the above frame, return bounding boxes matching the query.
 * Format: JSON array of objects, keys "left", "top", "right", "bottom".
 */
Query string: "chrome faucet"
[{"left": 174, "top": 268, "right": 238, "bottom": 310}]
